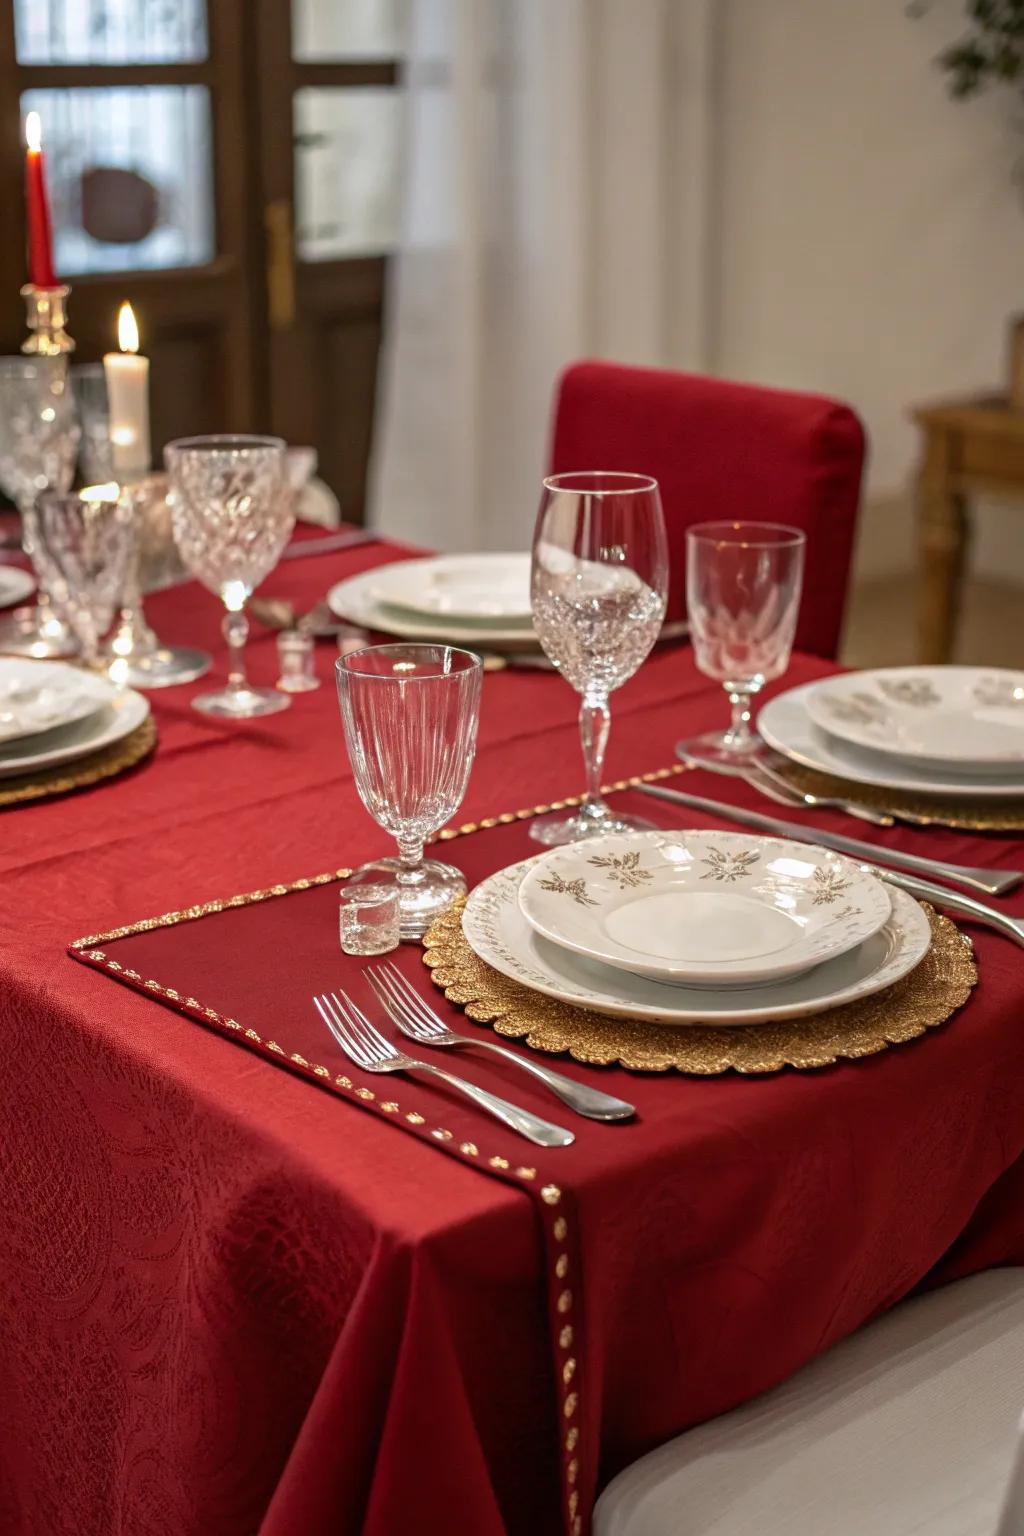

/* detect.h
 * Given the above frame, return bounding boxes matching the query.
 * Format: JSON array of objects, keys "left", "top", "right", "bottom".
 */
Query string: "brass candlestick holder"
[{"left": 20, "top": 283, "right": 74, "bottom": 357}]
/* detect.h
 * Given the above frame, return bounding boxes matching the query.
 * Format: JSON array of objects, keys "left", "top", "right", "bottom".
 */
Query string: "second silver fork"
[{"left": 367, "top": 961, "right": 635, "bottom": 1122}]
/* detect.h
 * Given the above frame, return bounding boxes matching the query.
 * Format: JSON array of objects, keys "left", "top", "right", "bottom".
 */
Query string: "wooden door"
[
  {"left": 254, "top": 0, "right": 401, "bottom": 523},
  {"left": 0, "top": 0, "right": 260, "bottom": 457}
]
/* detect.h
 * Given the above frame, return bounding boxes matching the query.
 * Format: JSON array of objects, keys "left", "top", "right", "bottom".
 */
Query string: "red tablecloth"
[{"left": 2, "top": 540, "right": 1024, "bottom": 1536}]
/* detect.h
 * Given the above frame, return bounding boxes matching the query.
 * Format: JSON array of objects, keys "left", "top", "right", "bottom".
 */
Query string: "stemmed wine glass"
[
  {"left": 676, "top": 521, "right": 806, "bottom": 769},
  {"left": 35, "top": 489, "right": 134, "bottom": 669},
  {"left": 530, "top": 471, "right": 669, "bottom": 845},
  {"left": 165, "top": 434, "right": 291, "bottom": 719},
  {"left": 336, "top": 644, "right": 483, "bottom": 939},
  {"left": 0, "top": 355, "right": 80, "bottom": 658}
]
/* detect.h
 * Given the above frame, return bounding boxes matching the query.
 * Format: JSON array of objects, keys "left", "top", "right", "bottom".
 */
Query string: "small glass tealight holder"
[
  {"left": 339, "top": 870, "right": 401, "bottom": 956},
  {"left": 276, "top": 629, "right": 320, "bottom": 693}
]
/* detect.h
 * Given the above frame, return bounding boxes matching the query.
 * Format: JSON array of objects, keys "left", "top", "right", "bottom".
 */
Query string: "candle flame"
[
  {"left": 25, "top": 112, "right": 42, "bottom": 153},
  {"left": 117, "top": 301, "right": 140, "bottom": 354}
]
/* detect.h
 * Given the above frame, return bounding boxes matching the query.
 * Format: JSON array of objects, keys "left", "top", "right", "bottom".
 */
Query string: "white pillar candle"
[{"left": 103, "top": 301, "right": 150, "bottom": 479}]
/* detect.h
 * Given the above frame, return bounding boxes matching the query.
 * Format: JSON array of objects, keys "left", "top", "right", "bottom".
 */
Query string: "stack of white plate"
[
  {"left": 760, "top": 666, "right": 1024, "bottom": 802},
  {"left": 0, "top": 657, "right": 150, "bottom": 782},
  {"left": 463, "top": 830, "right": 931, "bottom": 1027},
  {"left": 327, "top": 552, "right": 537, "bottom": 650}
]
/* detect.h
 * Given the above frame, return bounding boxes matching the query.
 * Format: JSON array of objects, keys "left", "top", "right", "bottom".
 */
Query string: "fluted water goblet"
[
  {"left": 165, "top": 434, "right": 290, "bottom": 719},
  {"left": 336, "top": 644, "right": 483, "bottom": 939},
  {"left": 35, "top": 489, "right": 134, "bottom": 670},
  {"left": 676, "top": 521, "right": 806, "bottom": 769},
  {"left": 0, "top": 355, "right": 79, "bottom": 657},
  {"left": 530, "top": 471, "right": 669, "bottom": 845}
]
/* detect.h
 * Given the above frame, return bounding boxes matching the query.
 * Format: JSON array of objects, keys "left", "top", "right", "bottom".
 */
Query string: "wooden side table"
[{"left": 913, "top": 393, "right": 1024, "bottom": 663}]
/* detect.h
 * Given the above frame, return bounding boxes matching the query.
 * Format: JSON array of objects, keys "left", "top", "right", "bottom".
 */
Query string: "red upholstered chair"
[{"left": 547, "top": 361, "right": 866, "bottom": 660}]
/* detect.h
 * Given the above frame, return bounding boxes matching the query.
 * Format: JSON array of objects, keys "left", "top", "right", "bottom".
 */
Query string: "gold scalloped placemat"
[
  {"left": 0, "top": 715, "right": 156, "bottom": 808},
  {"left": 772, "top": 759, "right": 1024, "bottom": 832},
  {"left": 423, "top": 899, "right": 976, "bottom": 1074}
]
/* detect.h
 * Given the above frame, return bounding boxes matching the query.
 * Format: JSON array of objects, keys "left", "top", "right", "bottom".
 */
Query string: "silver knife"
[{"left": 634, "top": 781, "right": 1022, "bottom": 898}]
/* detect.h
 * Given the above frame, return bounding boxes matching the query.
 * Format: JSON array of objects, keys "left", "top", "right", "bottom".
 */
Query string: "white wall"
[{"left": 710, "top": 0, "right": 1024, "bottom": 581}]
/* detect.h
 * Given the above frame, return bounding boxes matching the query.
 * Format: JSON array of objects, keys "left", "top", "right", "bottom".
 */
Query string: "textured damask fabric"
[{"left": 1, "top": 533, "right": 1023, "bottom": 1535}]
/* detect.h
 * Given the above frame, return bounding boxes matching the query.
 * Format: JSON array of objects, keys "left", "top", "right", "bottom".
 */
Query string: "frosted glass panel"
[
  {"left": 292, "top": 0, "right": 407, "bottom": 61},
  {"left": 15, "top": 0, "right": 206, "bottom": 63},
  {"left": 21, "top": 88, "right": 214, "bottom": 275},
  {"left": 294, "top": 89, "right": 402, "bottom": 260}
]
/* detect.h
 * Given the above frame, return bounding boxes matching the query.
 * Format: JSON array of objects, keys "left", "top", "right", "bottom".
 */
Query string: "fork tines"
[
  {"left": 366, "top": 961, "right": 446, "bottom": 1039},
  {"left": 314, "top": 990, "right": 398, "bottom": 1068}
]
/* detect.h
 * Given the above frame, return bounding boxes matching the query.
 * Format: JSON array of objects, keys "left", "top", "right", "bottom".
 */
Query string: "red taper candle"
[{"left": 24, "top": 112, "right": 57, "bottom": 290}]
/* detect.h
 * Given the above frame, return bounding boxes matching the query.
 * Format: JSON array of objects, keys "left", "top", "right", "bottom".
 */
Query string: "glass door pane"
[
  {"left": 14, "top": 0, "right": 207, "bottom": 63},
  {"left": 292, "top": 0, "right": 407, "bottom": 61},
  {"left": 21, "top": 86, "right": 215, "bottom": 274},
  {"left": 294, "top": 88, "right": 402, "bottom": 260}
]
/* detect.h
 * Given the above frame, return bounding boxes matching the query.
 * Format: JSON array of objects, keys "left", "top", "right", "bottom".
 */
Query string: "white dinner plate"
[
  {"left": 0, "top": 567, "right": 36, "bottom": 610},
  {"left": 0, "top": 685, "right": 150, "bottom": 780},
  {"left": 372, "top": 553, "right": 532, "bottom": 622},
  {"left": 462, "top": 857, "right": 931, "bottom": 1027},
  {"left": 517, "top": 830, "right": 891, "bottom": 988},
  {"left": 0, "top": 657, "right": 117, "bottom": 747},
  {"left": 327, "top": 563, "right": 540, "bottom": 648},
  {"left": 805, "top": 667, "right": 1024, "bottom": 773},
  {"left": 759, "top": 682, "right": 1024, "bottom": 800}
]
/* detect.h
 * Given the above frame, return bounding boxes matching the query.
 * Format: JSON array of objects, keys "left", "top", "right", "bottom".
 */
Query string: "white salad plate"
[
  {"left": 371, "top": 552, "right": 532, "bottom": 622},
  {"left": 327, "top": 561, "right": 539, "bottom": 648},
  {"left": 517, "top": 830, "right": 892, "bottom": 987},
  {"left": 0, "top": 567, "right": 36, "bottom": 610},
  {"left": 0, "top": 658, "right": 116, "bottom": 747},
  {"left": 759, "top": 682, "right": 1024, "bottom": 800},
  {"left": 0, "top": 684, "right": 149, "bottom": 779},
  {"left": 805, "top": 666, "right": 1024, "bottom": 773},
  {"left": 463, "top": 856, "right": 930, "bottom": 1027}
]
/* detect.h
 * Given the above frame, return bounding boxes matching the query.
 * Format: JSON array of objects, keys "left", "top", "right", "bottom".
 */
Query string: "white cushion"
[{"left": 594, "top": 1269, "right": 1024, "bottom": 1536}]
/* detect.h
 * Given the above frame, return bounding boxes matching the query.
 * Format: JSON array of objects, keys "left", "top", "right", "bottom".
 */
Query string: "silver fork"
[
  {"left": 676, "top": 744, "right": 894, "bottom": 826},
  {"left": 313, "top": 990, "right": 575, "bottom": 1148},
  {"left": 367, "top": 961, "right": 635, "bottom": 1122}
]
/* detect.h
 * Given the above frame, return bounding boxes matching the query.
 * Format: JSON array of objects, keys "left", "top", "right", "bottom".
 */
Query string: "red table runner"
[{"left": 3, "top": 537, "right": 1024, "bottom": 1536}]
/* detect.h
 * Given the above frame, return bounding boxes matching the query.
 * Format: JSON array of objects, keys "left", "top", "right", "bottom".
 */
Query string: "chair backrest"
[
  {"left": 995, "top": 1410, "right": 1024, "bottom": 1536},
  {"left": 548, "top": 360, "right": 866, "bottom": 660}
]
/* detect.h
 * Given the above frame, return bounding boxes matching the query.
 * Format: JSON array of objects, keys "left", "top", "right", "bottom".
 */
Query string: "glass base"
[
  {"left": 0, "top": 606, "right": 77, "bottom": 659},
  {"left": 192, "top": 684, "right": 291, "bottom": 719},
  {"left": 529, "top": 808, "right": 657, "bottom": 847},
  {"left": 676, "top": 732, "right": 762, "bottom": 773},
  {"left": 112, "top": 646, "right": 212, "bottom": 690},
  {"left": 359, "top": 856, "right": 466, "bottom": 940}
]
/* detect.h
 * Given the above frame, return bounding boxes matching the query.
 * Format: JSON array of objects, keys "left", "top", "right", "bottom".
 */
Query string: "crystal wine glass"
[
  {"left": 336, "top": 644, "right": 483, "bottom": 939},
  {"left": 35, "top": 489, "right": 134, "bottom": 670},
  {"left": 165, "top": 435, "right": 291, "bottom": 719},
  {"left": 530, "top": 471, "right": 668, "bottom": 845},
  {"left": 676, "top": 521, "right": 806, "bottom": 769},
  {"left": 0, "top": 355, "right": 80, "bottom": 658}
]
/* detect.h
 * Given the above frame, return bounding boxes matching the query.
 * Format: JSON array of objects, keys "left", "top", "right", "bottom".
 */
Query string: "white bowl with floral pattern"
[
  {"left": 516, "top": 830, "right": 892, "bottom": 988},
  {"left": 805, "top": 666, "right": 1024, "bottom": 773}
]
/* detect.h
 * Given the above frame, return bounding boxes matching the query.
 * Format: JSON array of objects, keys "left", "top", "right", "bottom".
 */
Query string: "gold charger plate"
[
  {"left": 423, "top": 898, "right": 976, "bottom": 1075},
  {"left": 0, "top": 715, "right": 156, "bottom": 809},
  {"left": 772, "top": 758, "right": 1024, "bottom": 833}
]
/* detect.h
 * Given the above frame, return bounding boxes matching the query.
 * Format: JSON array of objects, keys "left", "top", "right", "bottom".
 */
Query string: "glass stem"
[
  {"left": 579, "top": 690, "right": 611, "bottom": 822},
  {"left": 222, "top": 608, "right": 251, "bottom": 696},
  {"left": 396, "top": 836, "right": 425, "bottom": 888},
  {"left": 722, "top": 681, "right": 757, "bottom": 752}
]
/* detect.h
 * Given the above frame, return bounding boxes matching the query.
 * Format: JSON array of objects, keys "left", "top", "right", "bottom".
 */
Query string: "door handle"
[{"left": 265, "top": 198, "right": 296, "bottom": 331}]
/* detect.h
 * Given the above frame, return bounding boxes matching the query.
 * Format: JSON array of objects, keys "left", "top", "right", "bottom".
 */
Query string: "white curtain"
[{"left": 368, "top": 0, "right": 715, "bottom": 552}]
